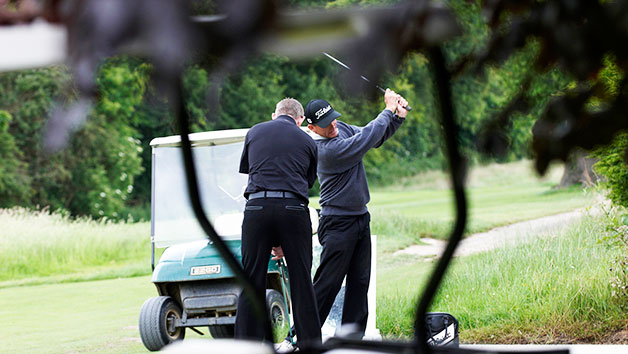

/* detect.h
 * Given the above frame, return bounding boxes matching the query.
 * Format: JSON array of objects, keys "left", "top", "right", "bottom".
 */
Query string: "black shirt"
[{"left": 239, "top": 115, "right": 317, "bottom": 202}]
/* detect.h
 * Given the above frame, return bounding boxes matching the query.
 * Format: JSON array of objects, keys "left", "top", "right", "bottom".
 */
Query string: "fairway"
[
  {"left": 366, "top": 161, "right": 593, "bottom": 255},
  {"left": 0, "top": 276, "right": 204, "bottom": 353},
  {"left": 370, "top": 182, "right": 590, "bottom": 232},
  {"left": 370, "top": 160, "right": 591, "bottom": 235}
]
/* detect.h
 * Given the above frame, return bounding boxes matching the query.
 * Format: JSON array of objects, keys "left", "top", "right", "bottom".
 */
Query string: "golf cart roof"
[
  {"left": 150, "top": 129, "right": 250, "bottom": 148},
  {"left": 150, "top": 127, "right": 323, "bottom": 149}
]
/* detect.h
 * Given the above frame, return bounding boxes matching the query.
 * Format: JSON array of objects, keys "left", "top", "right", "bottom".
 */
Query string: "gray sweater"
[{"left": 315, "top": 109, "right": 404, "bottom": 216}]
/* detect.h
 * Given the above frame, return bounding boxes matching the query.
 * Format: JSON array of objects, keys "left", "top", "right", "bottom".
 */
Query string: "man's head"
[
  {"left": 305, "top": 99, "right": 341, "bottom": 138},
  {"left": 273, "top": 98, "right": 305, "bottom": 125}
]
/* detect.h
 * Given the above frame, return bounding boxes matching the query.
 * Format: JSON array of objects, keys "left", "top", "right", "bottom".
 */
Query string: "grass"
[
  {"left": 0, "top": 276, "right": 152, "bottom": 353},
  {"left": 0, "top": 273, "right": 289, "bottom": 354},
  {"left": 0, "top": 275, "right": 205, "bottom": 353},
  {"left": 376, "top": 213, "right": 628, "bottom": 343},
  {"left": 1, "top": 215, "right": 623, "bottom": 353},
  {"left": 0, "top": 208, "right": 151, "bottom": 287},
  {"left": 1, "top": 160, "right": 589, "bottom": 286},
  {"left": 369, "top": 160, "right": 593, "bottom": 253},
  {"left": 0, "top": 159, "right": 613, "bottom": 351}
]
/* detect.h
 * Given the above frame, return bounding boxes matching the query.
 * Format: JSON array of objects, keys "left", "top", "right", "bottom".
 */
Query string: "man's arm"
[
  {"left": 344, "top": 109, "right": 403, "bottom": 149},
  {"left": 373, "top": 113, "right": 404, "bottom": 148},
  {"left": 318, "top": 90, "right": 406, "bottom": 173},
  {"left": 318, "top": 109, "right": 395, "bottom": 173}
]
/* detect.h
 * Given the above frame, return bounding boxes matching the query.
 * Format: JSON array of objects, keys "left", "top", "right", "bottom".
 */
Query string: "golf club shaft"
[
  {"left": 323, "top": 52, "right": 412, "bottom": 111},
  {"left": 277, "top": 259, "right": 296, "bottom": 344}
]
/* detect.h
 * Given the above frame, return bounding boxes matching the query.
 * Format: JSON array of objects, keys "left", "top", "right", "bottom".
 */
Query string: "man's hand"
[
  {"left": 396, "top": 96, "right": 409, "bottom": 118},
  {"left": 384, "top": 88, "right": 398, "bottom": 113},
  {"left": 271, "top": 246, "right": 284, "bottom": 260}
]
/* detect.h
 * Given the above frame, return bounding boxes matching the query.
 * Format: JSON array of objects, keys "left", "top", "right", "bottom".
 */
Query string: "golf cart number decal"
[{"left": 190, "top": 265, "right": 221, "bottom": 276}]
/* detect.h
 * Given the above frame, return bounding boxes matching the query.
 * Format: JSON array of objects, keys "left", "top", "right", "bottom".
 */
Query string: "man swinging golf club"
[{"left": 277, "top": 89, "right": 409, "bottom": 351}]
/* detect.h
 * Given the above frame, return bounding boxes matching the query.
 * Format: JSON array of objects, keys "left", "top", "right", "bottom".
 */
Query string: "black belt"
[{"left": 248, "top": 191, "right": 300, "bottom": 200}]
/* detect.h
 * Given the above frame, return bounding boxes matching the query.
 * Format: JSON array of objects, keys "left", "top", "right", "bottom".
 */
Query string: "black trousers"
[
  {"left": 312, "top": 212, "right": 371, "bottom": 336},
  {"left": 235, "top": 197, "right": 321, "bottom": 348}
]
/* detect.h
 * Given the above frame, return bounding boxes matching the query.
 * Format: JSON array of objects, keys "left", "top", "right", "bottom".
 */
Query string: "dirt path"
[{"left": 393, "top": 206, "right": 600, "bottom": 258}]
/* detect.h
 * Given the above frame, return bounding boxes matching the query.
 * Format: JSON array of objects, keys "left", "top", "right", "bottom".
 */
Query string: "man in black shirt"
[{"left": 236, "top": 98, "right": 321, "bottom": 350}]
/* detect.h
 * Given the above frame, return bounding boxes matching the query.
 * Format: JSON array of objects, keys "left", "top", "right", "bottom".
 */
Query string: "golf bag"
[{"left": 425, "top": 312, "right": 459, "bottom": 347}]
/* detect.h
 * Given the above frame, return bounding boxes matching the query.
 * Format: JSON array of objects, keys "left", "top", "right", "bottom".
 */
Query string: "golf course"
[
  {"left": 2, "top": 1, "right": 628, "bottom": 353},
  {"left": 3, "top": 160, "right": 626, "bottom": 353}
]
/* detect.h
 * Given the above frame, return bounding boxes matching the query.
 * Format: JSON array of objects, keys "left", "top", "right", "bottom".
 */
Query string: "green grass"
[
  {"left": 0, "top": 276, "right": 151, "bottom": 353},
  {"left": 0, "top": 276, "right": 202, "bottom": 353},
  {"left": 369, "top": 160, "right": 593, "bottom": 253},
  {"left": 1, "top": 160, "right": 589, "bottom": 286},
  {"left": 0, "top": 159, "right": 611, "bottom": 351},
  {"left": 0, "top": 208, "right": 151, "bottom": 286},
  {"left": 0, "top": 274, "right": 288, "bottom": 353},
  {"left": 376, "top": 214, "right": 628, "bottom": 343},
  {"left": 2, "top": 215, "right": 621, "bottom": 353}
]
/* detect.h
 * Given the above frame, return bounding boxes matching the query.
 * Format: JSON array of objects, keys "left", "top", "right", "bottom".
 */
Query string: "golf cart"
[{"left": 139, "top": 129, "right": 312, "bottom": 351}]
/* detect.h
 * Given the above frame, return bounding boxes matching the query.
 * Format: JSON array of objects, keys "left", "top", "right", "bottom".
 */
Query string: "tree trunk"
[{"left": 558, "top": 150, "right": 599, "bottom": 188}]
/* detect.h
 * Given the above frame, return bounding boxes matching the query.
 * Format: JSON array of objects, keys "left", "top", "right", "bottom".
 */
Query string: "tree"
[
  {"left": 4, "top": 0, "right": 619, "bottom": 217},
  {"left": 594, "top": 134, "right": 628, "bottom": 207},
  {"left": 0, "top": 66, "right": 74, "bottom": 210},
  {"left": 592, "top": 55, "right": 627, "bottom": 205},
  {"left": 0, "top": 60, "right": 147, "bottom": 219},
  {"left": 559, "top": 150, "right": 599, "bottom": 189},
  {"left": 66, "top": 59, "right": 146, "bottom": 219},
  {"left": 0, "top": 109, "right": 31, "bottom": 206}
]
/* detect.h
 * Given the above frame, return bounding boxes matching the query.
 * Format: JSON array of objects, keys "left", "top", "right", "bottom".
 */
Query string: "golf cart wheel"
[
  {"left": 139, "top": 296, "right": 186, "bottom": 351},
  {"left": 208, "top": 324, "right": 234, "bottom": 338},
  {"left": 266, "top": 289, "right": 288, "bottom": 331}
]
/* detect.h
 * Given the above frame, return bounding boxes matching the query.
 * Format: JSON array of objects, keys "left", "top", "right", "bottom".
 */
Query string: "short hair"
[{"left": 275, "top": 98, "right": 304, "bottom": 119}]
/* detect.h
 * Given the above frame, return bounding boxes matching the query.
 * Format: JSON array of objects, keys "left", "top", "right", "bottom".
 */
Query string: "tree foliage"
[
  {"left": 0, "top": 0, "right": 591, "bottom": 218},
  {"left": 66, "top": 59, "right": 146, "bottom": 219},
  {"left": 0, "top": 67, "right": 73, "bottom": 210},
  {"left": 0, "top": 61, "right": 147, "bottom": 219},
  {"left": 593, "top": 55, "right": 627, "bottom": 207},
  {"left": 0, "top": 109, "right": 31, "bottom": 206}
]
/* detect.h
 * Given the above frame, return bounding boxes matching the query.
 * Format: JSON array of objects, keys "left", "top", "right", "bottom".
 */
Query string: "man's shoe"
[{"left": 274, "top": 339, "right": 297, "bottom": 353}]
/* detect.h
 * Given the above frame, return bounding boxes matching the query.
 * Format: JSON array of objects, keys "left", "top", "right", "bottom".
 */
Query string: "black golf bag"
[{"left": 425, "top": 312, "right": 459, "bottom": 347}]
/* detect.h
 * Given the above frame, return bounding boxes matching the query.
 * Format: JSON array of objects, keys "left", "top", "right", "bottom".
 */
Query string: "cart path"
[{"left": 393, "top": 205, "right": 602, "bottom": 259}]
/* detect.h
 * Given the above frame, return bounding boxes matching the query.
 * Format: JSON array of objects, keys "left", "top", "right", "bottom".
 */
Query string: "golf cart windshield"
[{"left": 151, "top": 131, "right": 249, "bottom": 248}]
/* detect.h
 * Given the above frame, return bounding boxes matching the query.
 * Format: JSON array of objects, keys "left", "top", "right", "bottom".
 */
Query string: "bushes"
[
  {"left": 600, "top": 205, "right": 628, "bottom": 301},
  {"left": 0, "top": 109, "right": 32, "bottom": 206},
  {"left": 0, "top": 63, "right": 145, "bottom": 220},
  {"left": 592, "top": 55, "right": 627, "bottom": 207},
  {"left": 594, "top": 134, "right": 628, "bottom": 207}
]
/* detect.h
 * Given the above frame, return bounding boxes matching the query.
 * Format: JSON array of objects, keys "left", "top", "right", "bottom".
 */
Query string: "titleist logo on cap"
[{"left": 315, "top": 105, "right": 332, "bottom": 119}]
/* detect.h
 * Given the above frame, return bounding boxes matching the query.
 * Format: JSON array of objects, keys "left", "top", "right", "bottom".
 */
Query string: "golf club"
[{"left": 323, "top": 52, "right": 412, "bottom": 111}]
